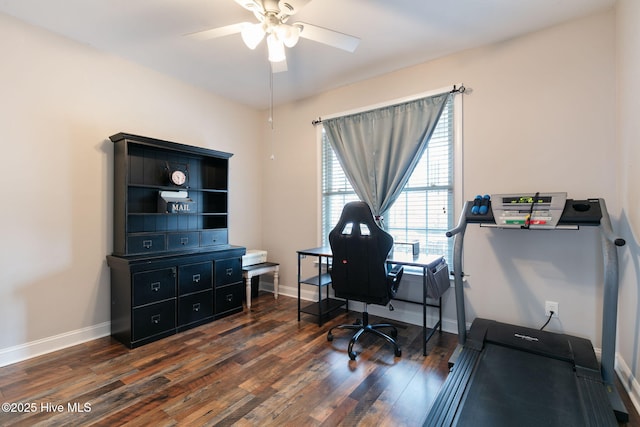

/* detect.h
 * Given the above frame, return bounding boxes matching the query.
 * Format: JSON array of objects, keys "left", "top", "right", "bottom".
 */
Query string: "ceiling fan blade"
[
  {"left": 271, "top": 58, "right": 288, "bottom": 73},
  {"left": 295, "top": 22, "right": 360, "bottom": 52},
  {"left": 186, "top": 23, "right": 247, "bottom": 41}
]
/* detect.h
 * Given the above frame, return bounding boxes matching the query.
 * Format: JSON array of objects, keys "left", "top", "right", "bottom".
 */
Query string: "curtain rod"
[{"left": 311, "top": 84, "right": 466, "bottom": 126}]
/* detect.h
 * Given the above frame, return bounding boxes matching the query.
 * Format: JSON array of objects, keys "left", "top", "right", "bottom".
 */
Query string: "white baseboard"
[
  {"left": 275, "top": 283, "right": 458, "bottom": 334},
  {"left": 271, "top": 283, "right": 319, "bottom": 302},
  {"left": 615, "top": 353, "right": 640, "bottom": 417},
  {"left": 0, "top": 322, "right": 111, "bottom": 368}
]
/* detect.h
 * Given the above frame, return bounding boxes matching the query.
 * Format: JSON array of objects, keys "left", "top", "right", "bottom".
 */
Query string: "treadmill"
[{"left": 425, "top": 195, "right": 627, "bottom": 426}]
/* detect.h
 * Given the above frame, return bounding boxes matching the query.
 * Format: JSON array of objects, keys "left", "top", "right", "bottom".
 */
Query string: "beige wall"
[
  {"left": 263, "top": 10, "right": 617, "bottom": 344},
  {"left": 262, "top": 4, "right": 640, "bottom": 406},
  {"left": 0, "top": 13, "right": 263, "bottom": 362},
  {"left": 616, "top": 0, "right": 640, "bottom": 408}
]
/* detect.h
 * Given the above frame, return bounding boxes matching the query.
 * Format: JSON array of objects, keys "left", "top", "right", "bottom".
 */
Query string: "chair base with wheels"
[{"left": 327, "top": 307, "right": 402, "bottom": 360}]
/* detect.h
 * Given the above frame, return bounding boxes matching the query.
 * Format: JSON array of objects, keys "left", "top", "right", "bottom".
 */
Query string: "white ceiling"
[{"left": 0, "top": 0, "right": 616, "bottom": 110}]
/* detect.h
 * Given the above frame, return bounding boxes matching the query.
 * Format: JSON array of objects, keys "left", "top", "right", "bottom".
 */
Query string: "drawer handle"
[
  {"left": 193, "top": 303, "right": 201, "bottom": 312},
  {"left": 151, "top": 282, "right": 160, "bottom": 292},
  {"left": 180, "top": 237, "right": 189, "bottom": 245},
  {"left": 192, "top": 274, "right": 200, "bottom": 283},
  {"left": 226, "top": 294, "right": 233, "bottom": 302},
  {"left": 143, "top": 240, "right": 153, "bottom": 249},
  {"left": 226, "top": 268, "right": 233, "bottom": 276},
  {"left": 151, "top": 314, "right": 160, "bottom": 324}
]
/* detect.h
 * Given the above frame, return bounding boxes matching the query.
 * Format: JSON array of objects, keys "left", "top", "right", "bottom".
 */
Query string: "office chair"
[{"left": 327, "top": 201, "right": 404, "bottom": 360}]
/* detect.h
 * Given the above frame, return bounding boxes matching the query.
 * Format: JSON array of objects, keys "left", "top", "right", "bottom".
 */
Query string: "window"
[{"left": 321, "top": 96, "right": 455, "bottom": 262}]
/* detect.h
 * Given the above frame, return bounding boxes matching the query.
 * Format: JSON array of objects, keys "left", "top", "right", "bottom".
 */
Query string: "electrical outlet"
[{"left": 545, "top": 301, "right": 559, "bottom": 318}]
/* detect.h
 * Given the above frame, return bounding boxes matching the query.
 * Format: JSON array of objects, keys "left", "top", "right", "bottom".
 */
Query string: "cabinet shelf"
[
  {"left": 127, "top": 183, "right": 228, "bottom": 193},
  {"left": 127, "top": 212, "right": 228, "bottom": 217},
  {"left": 128, "top": 212, "right": 197, "bottom": 216},
  {"left": 108, "top": 133, "right": 245, "bottom": 348},
  {"left": 112, "top": 133, "right": 234, "bottom": 255}
]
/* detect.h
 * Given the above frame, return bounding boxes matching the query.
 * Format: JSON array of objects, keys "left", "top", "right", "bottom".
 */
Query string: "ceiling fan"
[{"left": 188, "top": 0, "right": 360, "bottom": 72}]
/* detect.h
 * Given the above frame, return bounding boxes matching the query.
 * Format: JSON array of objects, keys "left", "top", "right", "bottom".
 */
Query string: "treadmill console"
[{"left": 491, "top": 192, "right": 567, "bottom": 229}]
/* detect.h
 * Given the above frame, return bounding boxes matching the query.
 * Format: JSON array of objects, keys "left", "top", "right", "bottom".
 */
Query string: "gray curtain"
[{"left": 323, "top": 92, "right": 451, "bottom": 225}]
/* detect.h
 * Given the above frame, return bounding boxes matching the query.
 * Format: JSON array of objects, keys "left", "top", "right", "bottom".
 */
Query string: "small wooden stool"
[{"left": 242, "top": 262, "right": 279, "bottom": 309}]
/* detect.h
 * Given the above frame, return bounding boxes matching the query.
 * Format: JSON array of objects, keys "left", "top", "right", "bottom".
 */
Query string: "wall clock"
[{"left": 170, "top": 169, "right": 187, "bottom": 186}]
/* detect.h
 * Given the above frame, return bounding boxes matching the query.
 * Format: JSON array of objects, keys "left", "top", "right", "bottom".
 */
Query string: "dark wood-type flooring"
[{"left": 0, "top": 293, "right": 638, "bottom": 426}]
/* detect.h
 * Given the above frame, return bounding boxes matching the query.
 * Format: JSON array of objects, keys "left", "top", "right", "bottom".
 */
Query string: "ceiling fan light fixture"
[
  {"left": 191, "top": 0, "right": 361, "bottom": 69},
  {"left": 240, "top": 22, "right": 265, "bottom": 49},
  {"left": 277, "top": 24, "right": 301, "bottom": 48},
  {"left": 267, "top": 33, "right": 286, "bottom": 62}
]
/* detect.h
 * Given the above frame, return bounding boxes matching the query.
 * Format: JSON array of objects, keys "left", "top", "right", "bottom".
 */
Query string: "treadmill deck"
[{"left": 425, "top": 318, "right": 618, "bottom": 427}]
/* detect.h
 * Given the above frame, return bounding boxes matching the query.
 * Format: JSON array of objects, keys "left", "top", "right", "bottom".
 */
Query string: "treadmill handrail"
[
  {"left": 598, "top": 198, "right": 624, "bottom": 387},
  {"left": 446, "top": 201, "right": 470, "bottom": 344}
]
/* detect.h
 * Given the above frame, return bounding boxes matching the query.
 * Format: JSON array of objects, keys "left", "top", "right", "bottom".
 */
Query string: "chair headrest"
[
  {"left": 328, "top": 201, "right": 396, "bottom": 305},
  {"left": 332, "top": 201, "right": 380, "bottom": 237}
]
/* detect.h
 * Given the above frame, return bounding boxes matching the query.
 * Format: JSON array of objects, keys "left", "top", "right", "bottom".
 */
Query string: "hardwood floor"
[{"left": 0, "top": 293, "right": 637, "bottom": 426}]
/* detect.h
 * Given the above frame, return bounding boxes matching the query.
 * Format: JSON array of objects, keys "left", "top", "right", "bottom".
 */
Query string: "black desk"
[{"left": 297, "top": 246, "right": 448, "bottom": 356}]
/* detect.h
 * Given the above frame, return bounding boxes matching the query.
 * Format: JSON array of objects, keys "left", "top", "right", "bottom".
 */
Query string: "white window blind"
[{"left": 321, "top": 96, "right": 454, "bottom": 262}]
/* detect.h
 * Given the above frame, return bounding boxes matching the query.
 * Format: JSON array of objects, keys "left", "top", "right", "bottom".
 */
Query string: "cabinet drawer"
[
  {"left": 132, "top": 267, "right": 176, "bottom": 306},
  {"left": 178, "top": 289, "right": 213, "bottom": 326},
  {"left": 215, "top": 282, "right": 243, "bottom": 315},
  {"left": 167, "top": 232, "right": 200, "bottom": 251},
  {"left": 179, "top": 262, "right": 212, "bottom": 294},
  {"left": 127, "top": 234, "right": 166, "bottom": 255},
  {"left": 215, "top": 258, "right": 242, "bottom": 287},
  {"left": 200, "top": 229, "right": 228, "bottom": 247},
  {"left": 132, "top": 300, "right": 176, "bottom": 341}
]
